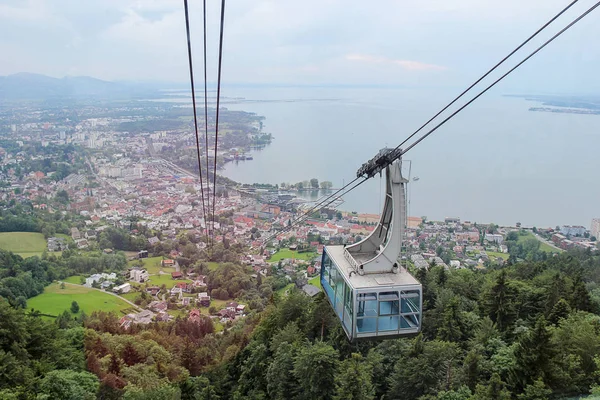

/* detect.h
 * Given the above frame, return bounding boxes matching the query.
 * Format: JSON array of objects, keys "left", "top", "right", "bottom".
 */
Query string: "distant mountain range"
[{"left": 0, "top": 72, "right": 160, "bottom": 100}]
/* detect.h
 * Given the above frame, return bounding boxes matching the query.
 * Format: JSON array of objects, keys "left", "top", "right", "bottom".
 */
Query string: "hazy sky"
[{"left": 1, "top": 0, "right": 599, "bottom": 92}]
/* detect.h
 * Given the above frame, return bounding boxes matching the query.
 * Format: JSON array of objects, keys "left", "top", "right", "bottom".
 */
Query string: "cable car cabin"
[{"left": 320, "top": 157, "right": 422, "bottom": 341}]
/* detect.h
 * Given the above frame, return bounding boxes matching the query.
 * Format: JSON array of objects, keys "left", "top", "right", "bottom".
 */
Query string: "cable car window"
[
  {"left": 357, "top": 317, "right": 377, "bottom": 333},
  {"left": 357, "top": 292, "right": 378, "bottom": 333},
  {"left": 328, "top": 262, "right": 337, "bottom": 289},
  {"left": 321, "top": 253, "right": 334, "bottom": 300},
  {"left": 401, "top": 314, "right": 419, "bottom": 329},
  {"left": 357, "top": 293, "right": 378, "bottom": 317},
  {"left": 379, "top": 315, "right": 399, "bottom": 331},
  {"left": 401, "top": 290, "right": 420, "bottom": 314},
  {"left": 379, "top": 291, "right": 400, "bottom": 316},
  {"left": 343, "top": 285, "right": 353, "bottom": 332}
]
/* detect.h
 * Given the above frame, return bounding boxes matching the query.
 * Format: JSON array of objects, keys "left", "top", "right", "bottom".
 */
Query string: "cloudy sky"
[{"left": 1, "top": 0, "right": 599, "bottom": 92}]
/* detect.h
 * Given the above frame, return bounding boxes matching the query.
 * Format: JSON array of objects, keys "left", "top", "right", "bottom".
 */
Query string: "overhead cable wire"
[
  {"left": 265, "top": 0, "right": 598, "bottom": 245},
  {"left": 260, "top": 177, "right": 361, "bottom": 244},
  {"left": 183, "top": 0, "right": 208, "bottom": 227},
  {"left": 262, "top": 177, "right": 368, "bottom": 245},
  {"left": 401, "top": 0, "right": 600, "bottom": 156},
  {"left": 211, "top": 0, "right": 226, "bottom": 248},
  {"left": 202, "top": 0, "right": 212, "bottom": 249},
  {"left": 391, "top": 0, "right": 579, "bottom": 155}
]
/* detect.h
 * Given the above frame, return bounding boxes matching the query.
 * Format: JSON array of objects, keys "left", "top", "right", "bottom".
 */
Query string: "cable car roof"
[{"left": 325, "top": 245, "right": 420, "bottom": 290}]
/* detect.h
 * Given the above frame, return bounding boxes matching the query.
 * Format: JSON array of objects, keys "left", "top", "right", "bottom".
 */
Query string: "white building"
[
  {"left": 113, "top": 283, "right": 131, "bottom": 294},
  {"left": 130, "top": 268, "right": 149, "bottom": 283},
  {"left": 485, "top": 233, "right": 504, "bottom": 244},
  {"left": 85, "top": 272, "right": 117, "bottom": 287},
  {"left": 560, "top": 225, "right": 587, "bottom": 237},
  {"left": 591, "top": 219, "right": 600, "bottom": 240}
]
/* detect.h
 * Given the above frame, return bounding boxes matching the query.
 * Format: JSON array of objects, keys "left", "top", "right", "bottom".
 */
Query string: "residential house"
[
  {"left": 130, "top": 268, "right": 149, "bottom": 283},
  {"left": 302, "top": 284, "right": 320, "bottom": 297},
  {"left": 155, "top": 311, "right": 171, "bottom": 322},
  {"left": 47, "top": 237, "right": 68, "bottom": 252},
  {"left": 236, "top": 304, "right": 246, "bottom": 314},
  {"left": 189, "top": 308, "right": 202, "bottom": 323},
  {"left": 174, "top": 282, "right": 188, "bottom": 292},
  {"left": 130, "top": 310, "right": 154, "bottom": 324},
  {"left": 71, "top": 227, "right": 81, "bottom": 240},
  {"left": 171, "top": 271, "right": 183, "bottom": 280},
  {"left": 147, "top": 301, "right": 168, "bottom": 313},
  {"left": 119, "top": 316, "right": 132, "bottom": 330},
  {"left": 162, "top": 259, "right": 175, "bottom": 267},
  {"left": 485, "top": 233, "right": 503, "bottom": 244},
  {"left": 85, "top": 272, "right": 117, "bottom": 287},
  {"left": 197, "top": 292, "right": 211, "bottom": 307},
  {"left": 217, "top": 309, "right": 236, "bottom": 321},
  {"left": 100, "top": 281, "right": 113, "bottom": 290},
  {"left": 146, "top": 286, "right": 161, "bottom": 296},
  {"left": 113, "top": 283, "right": 131, "bottom": 294}
]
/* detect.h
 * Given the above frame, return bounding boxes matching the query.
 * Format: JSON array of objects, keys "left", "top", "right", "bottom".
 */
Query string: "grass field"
[
  {"left": 207, "top": 262, "right": 220, "bottom": 271},
  {"left": 269, "top": 249, "right": 318, "bottom": 263},
  {"left": 517, "top": 231, "right": 560, "bottom": 253},
  {"left": 486, "top": 251, "right": 509, "bottom": 261},
  {"left": 128, "top": 256, "right": 164, "bottom": 274},
  {"left": 28, "top": 283, "right": 132, "bottom": 316},
  {"left": 276, "top": 283, "right": 295, "bottom": 295},
  {"left": 147, "top": 273, "right": 191, "bottom": 287},
  {"left": 64, "top": 275, "right": 85, "bottom": 284},
  {"left": 308, "top": 276, "right": 322, "bottom": 289},
  {"left": 0, "top": 232, "right": 48, "bottom": 258},
  {"left": 120, "top": 292, "right": 139, "bottom": 302}
]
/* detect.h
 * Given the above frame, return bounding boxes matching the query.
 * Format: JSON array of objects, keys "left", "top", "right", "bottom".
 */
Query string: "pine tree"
[
  {"left": 463, "top": 350, "right": 480, "bottom": 391},
  {"left": 474, "top": 373, "right": 511, "bottom": 400},
  {"left": 510, "top": 317, "right": 555, "bottom": 391},
  {"left": 293, "top": 341, "right": 338, "bottom": 400},
  {"left": 266, "top": 342, "right": 299, "bottom": 400},
  {"left": 121, "top": 342, "right": 142, "bottom": 366},
  {"left": 486, "top": 270, "right": 516, "bottom": 332},
  {"left": 333, "top": 353, "right": 375, "bottom": 400},
  {"left": 108, "top": 353, "right": 121, "bottom": 375},
  {"left": 517, "top": 378, "right": 552, "bottom": 400},
  {"left": 437, "top": 296, "right": 465, "bottom": 342},
  {"left": 548, "top": 298, "right": 571, "bottom": 325},
  {"left": 570, "top": 276, "right": 594, "bottom": 312},
  {"left": 545, "top": 273, "right": 567, "bottom": 314}
]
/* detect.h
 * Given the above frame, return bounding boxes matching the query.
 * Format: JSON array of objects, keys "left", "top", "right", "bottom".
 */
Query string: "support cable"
[
  {"left": 211, "top": 0, "right": 226, "bottom": 248},
  {"left": 262, "top": 177, "right": 364, "bottom": 244},
  {"left": 183, "top": 0, "right": 208, "bottom": 227},
  {"left": 263, "top": 0, "right": 599, "bottom": 244},
  {"left": 391, "top": 0, "right": 579, "bottom": 155},
  {"left": 401, "top": 0, "right": 600, "bottom": 156},
  {"left": 202, "top": 0, "right": 212, "bottom": 246}
]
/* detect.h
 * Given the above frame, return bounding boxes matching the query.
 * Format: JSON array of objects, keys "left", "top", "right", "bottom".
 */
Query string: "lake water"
[{"left": 172, "top": 86, "right": 600, "bottom": 228}]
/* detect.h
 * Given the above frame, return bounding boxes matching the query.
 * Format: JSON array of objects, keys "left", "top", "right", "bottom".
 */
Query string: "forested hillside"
[{"left": 2, "top": 249, "right": 600, "bottom": 399}]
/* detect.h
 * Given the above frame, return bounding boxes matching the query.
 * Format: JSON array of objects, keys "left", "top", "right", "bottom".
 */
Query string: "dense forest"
[{"left": 2, "top": 249, "right": 600, "bottom": 399}]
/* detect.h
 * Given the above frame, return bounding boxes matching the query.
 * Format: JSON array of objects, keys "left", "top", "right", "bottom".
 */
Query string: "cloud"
[{"left": 345, "top": 54, "right": 447, "bottom": 71}]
